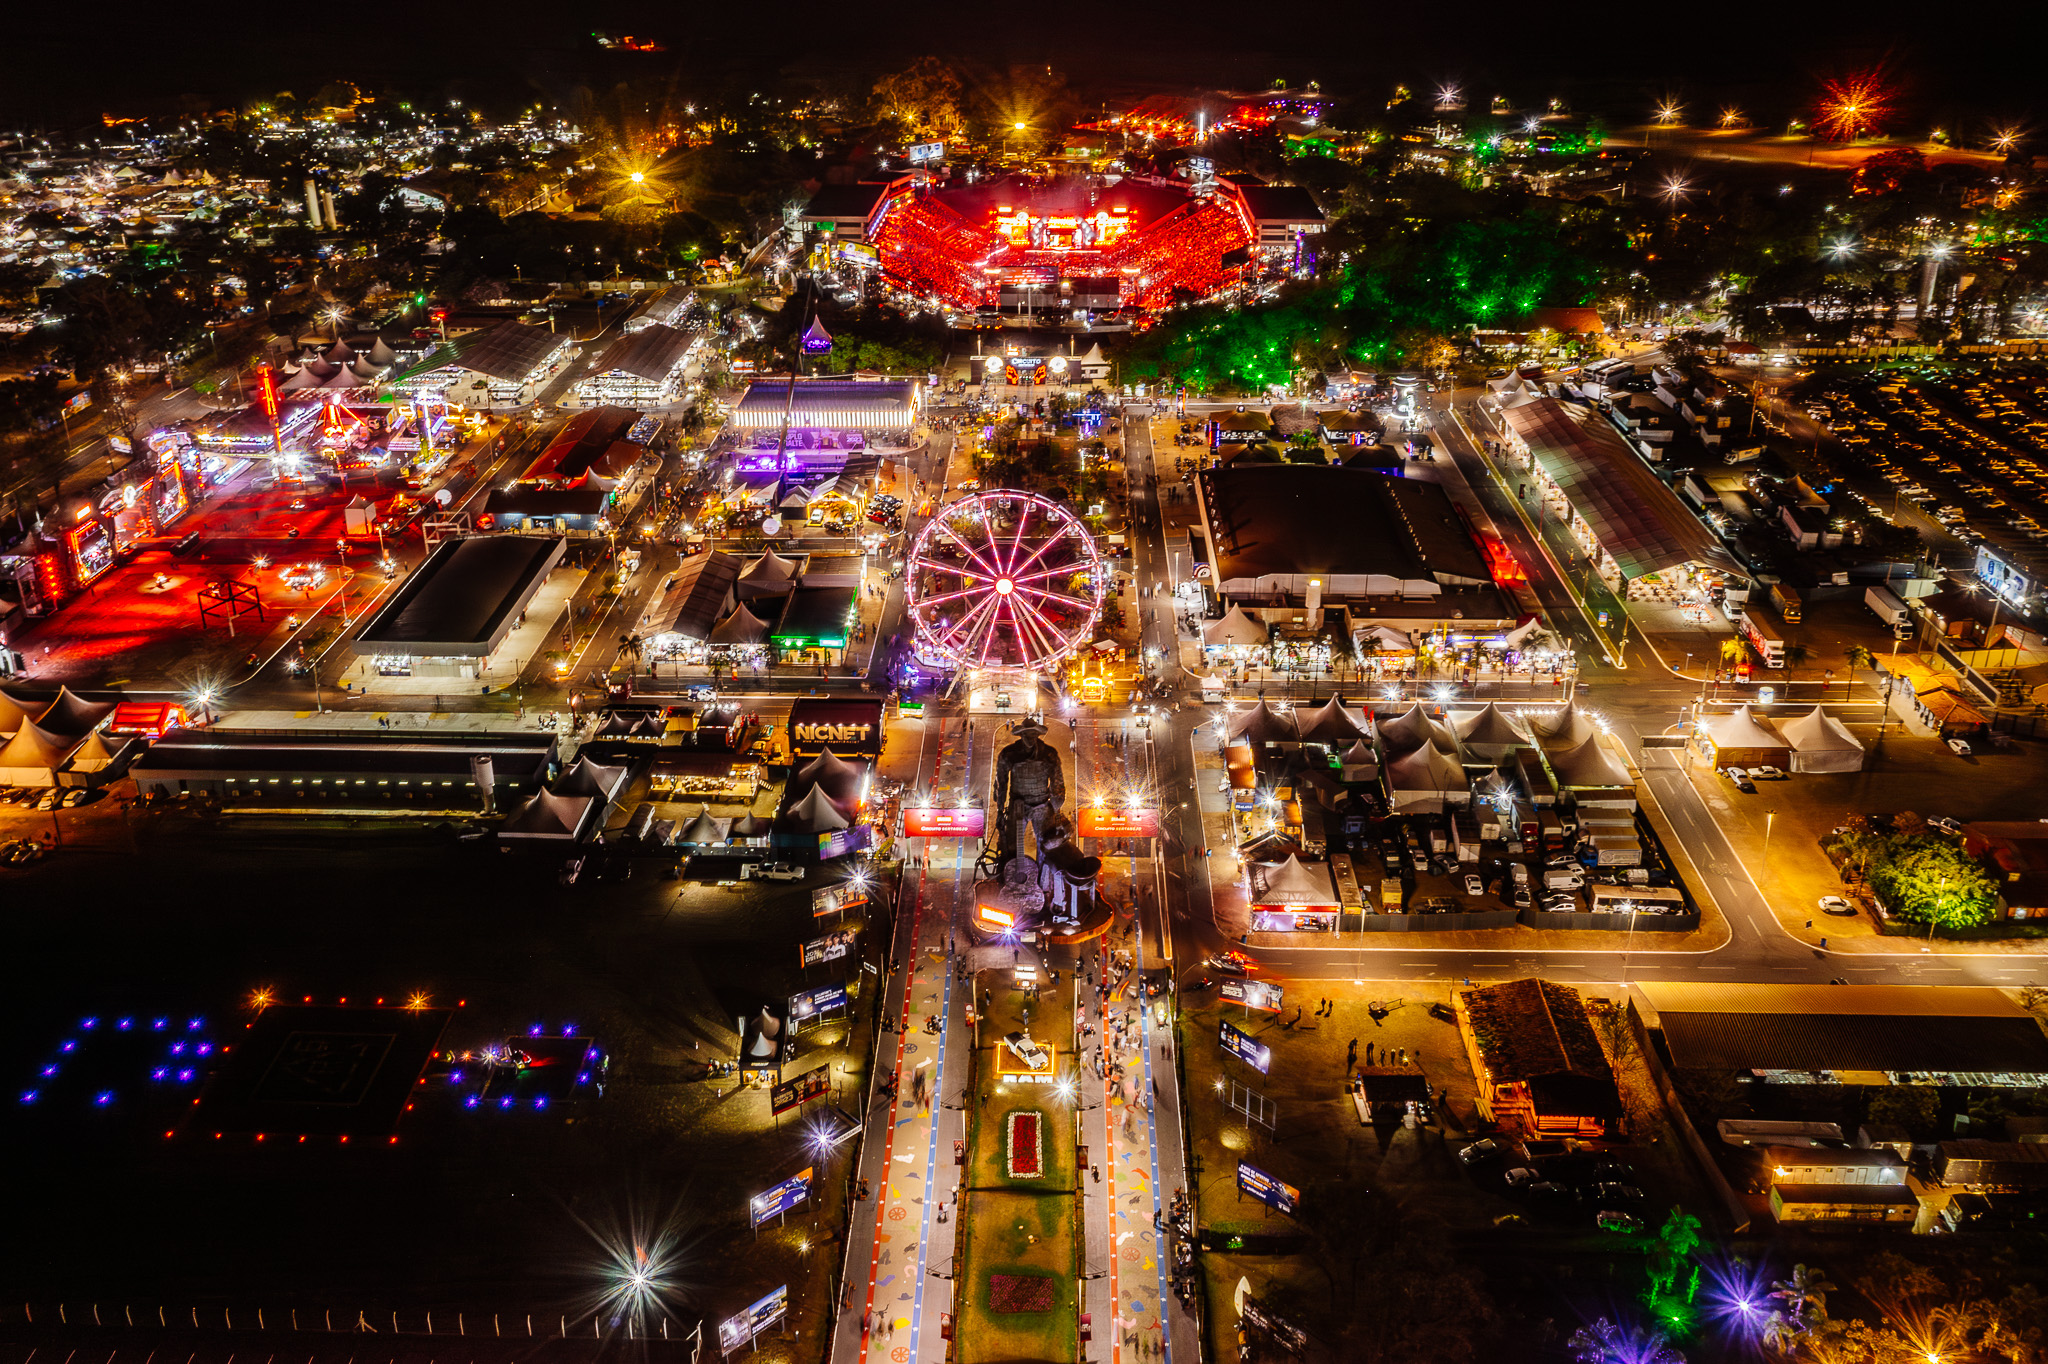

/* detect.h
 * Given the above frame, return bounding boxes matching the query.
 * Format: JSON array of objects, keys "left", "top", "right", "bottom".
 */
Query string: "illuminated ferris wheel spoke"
[
  {"left": 933, "top": 590, "right": 1003, "bottom": 657},
  {"left": 1009, "top": 594, "right": 1068, "bottom": 661},
  {"left": 1004, "top": 500, "right": 1038, "bottom": 575},
  {"left": 934, "top": 523, "right": 1003, "bottom": 579}
]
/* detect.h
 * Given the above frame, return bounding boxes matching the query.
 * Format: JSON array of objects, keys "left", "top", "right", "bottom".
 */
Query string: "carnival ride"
[{"left": 905, "top": 490, "right": 1103, "bottom": 676}]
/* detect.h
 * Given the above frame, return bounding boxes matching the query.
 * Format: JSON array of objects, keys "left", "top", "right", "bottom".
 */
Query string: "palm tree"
[
  {"left": 1568, "top": 1318, "right": 1682, "bottom": 1364},
  {"left": 1769, "top": 1262, "right": 1836, "bottom": 1338},
  {"left": 1841, "top": 644, "right": 1875, "bottom": 698},
  {"left": 1783, "top": 641, "right": 1811, "bottom": 687}
]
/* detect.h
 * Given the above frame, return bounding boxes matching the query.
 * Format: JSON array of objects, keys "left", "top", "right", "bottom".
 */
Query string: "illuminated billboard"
[
  {"left": 904, "top": 807, "right": 987, "bottom": 837},
  {"left": 1078, "top": 806, "right": 1160, "bottom": 838}
]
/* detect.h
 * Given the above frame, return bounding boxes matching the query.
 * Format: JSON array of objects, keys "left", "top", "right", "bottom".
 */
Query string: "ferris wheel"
[{"left": 905, "top": 489, "right": 1105, "bottom": 673}]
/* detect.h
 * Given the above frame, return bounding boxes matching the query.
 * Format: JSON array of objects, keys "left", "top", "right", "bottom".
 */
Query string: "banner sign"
[
  {"left": 788, "top": 984, "right": 849, "bottom": 1028},
  {"left": 718, "top": 1286, "right": 788, "bottom": 1354},
  {"left": 1220, "top": 979, "right": 1284, "bottom": 1013},
  {"left": 908, "top": 141, "right": 947, "bottom": 164},
  {"left": 770, "top": 1062, "right": 833, "bottom": 1116},
  {"left": 788, "top": 697, "right": 884, "bottom": 758},
  {"left": 1219, "top": 1020, "right": 1271, "bottom": 1074},
  {"left": 1236, "top": 1161, "right": 1300, "bottom": 1216},
  {"left": 904, "top": 807, "right": 986, "bottom": 838},
  {"left": 749, "top": 1167, "right": 814, "bottom": 1224},
  {"left": 800, "top": 929, "right": 859, "bottom": 968},
  {"left": 1241, "top": 1295, "right": 1308, "bottom": 1354},
  {"left": 1078, "top": 806, "right": 1161, "bottom": 839},
  {"left": 818, "top": 825, "right": 874, "bottom": 861},
  {"left": 812, "top": 882, "right": 868, "bottom": 917}
]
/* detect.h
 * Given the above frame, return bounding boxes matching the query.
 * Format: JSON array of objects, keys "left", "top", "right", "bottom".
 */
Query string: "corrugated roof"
[
  {"left": 1200, "top": 465, "right": 1494, "bottom": 587},
  {"left": 587, "top": 324, "right": 696, "bottom": 383},
  {"left": 1462, "top": 978, "right": 1611, "bottom": 1083},
  {"left": 1659, "top": 1013, "right": 2048, "bottom": 1074},
  {"left": 413, "top": 320, "right": 567, "bottom": 383},
  {"left": 1501, "top": 398, "right": 1733, "bottom": 581},
  {"left": 1637, "top": 982, "right": 2029, "bottom": 1018},
  {"left": 354, "top": 535, "right": 566, "bottom": 656}
]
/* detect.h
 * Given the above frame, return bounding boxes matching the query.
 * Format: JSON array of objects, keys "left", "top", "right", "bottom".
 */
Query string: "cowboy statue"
[{"left": 990, "top": 715, "right": 1067, "bottom": 867}]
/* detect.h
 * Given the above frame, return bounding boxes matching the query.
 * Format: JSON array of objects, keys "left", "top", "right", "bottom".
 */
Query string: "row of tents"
[{"left": 0, "top": 687, "right": 127, "bottom": 788}]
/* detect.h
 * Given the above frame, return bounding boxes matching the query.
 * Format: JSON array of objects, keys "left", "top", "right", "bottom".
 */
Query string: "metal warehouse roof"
[
  {"left": 354, "top": 535, "right": 566, "bottom": 657},
  {"left": 1501, "top": 397, "right": 1734, "bottom": 581},
  {"left": 1638, "top": 983, "right": 2048, "bottom": 1074},
  {"left": 410, "top": 320, "right": 567, "bottom": 383},
  {"left": 586, "top": 324, "right": 697, "bottom": 383}
]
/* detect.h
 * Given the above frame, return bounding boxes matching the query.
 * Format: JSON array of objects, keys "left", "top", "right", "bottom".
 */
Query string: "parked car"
[
  {"left": 741, "top": 862, "right": 805, "bottom": 882},
  {"left": 1948, "top": 738, "right": 1973, "bottom": 756},
  {"left": 1596, "top": 1211, "right": 1643, "bottom": 1233},
  {"left": 1591, "top": 1183, "right": 1645, "bottom": 1207},
  {"left": 1929, "top": 816, "right": 1964, "bottom": 835},
  {"left": 1503, "top": 1167, "right": 1540, "bottom": 1188},
  {"left": 1458, "top": 1139, "right": 1506, "bottom": 1166},
  {"left": 1818, "top": 895, "right": 1857, "bottom": 915},
  {"left": 1463, "top": 874, "right": 1484, "bottom": 895},
  {"left": 1749, "top": 765, "right": 1787, "bottom": 780},
  {"left": 1725, "top": 768, "right": 1758, "bottom": 794}
]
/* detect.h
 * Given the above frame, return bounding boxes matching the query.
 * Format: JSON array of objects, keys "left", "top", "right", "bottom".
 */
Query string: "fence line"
[{"left": 8, "top": 1305, "right": 687, "bottom": 1343}]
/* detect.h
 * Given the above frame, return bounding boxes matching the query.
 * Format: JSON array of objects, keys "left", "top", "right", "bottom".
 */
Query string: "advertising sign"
[
  {"left": 1077, "top": 806, "right": 1161, "bottom": 839},
  {"left": 818, "top": 825, "right": 873, "bottom": 861},
  {"left": 812, "top": 882, "right": 868, "bottom": 917},
  {"left": 904, "top": 807, "right": 987, "bottom": 838},
  {"left": 718, "top": 1286, "right": 788, "bottom": 1354},
  {"left": 253, "top": 365, "right": 278, "bottom": 419},
  {"left": 788, "top": 697, "right": 884, "bottom": 758},
  {"left": 787, "top": 985, "right": 849, "bottom": 1028},
  {"left": 1219, "top": 1020, "right": 1271, "bottom": 1074},
  {"left": 1240, "top": 1295, "right": 1308, "bottom": 1354},
  {"left": 835, "top": 242, "right": 880, "bottom": 269},
  {"left": 749, "top": 1167, "right": 814, "bottom": 1224},
  {"left": 1236, "top": 1161, "right": 1300, "bottom": 1216},
  {"left": 770, "top": 1061, "right": 833, "bottom": 1115},
  {"left": 976, "top": 902, "right": 1015, "bottom": 930},
  {"left": 800, "top": 929, "right": 859, "bottom": 968},
  {"left": 908, "top": 141, "right": 947, "bottom": 164},
  {"left": 1219, "top": 979, "right": 1284, "bottom": 1013},
  {"left": 63, "top": 390, "right": 93, "bottom": 415}
]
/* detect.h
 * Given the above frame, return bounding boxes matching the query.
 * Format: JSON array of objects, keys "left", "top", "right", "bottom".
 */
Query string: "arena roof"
[
  {"left": 354, "top": 534, "right": 567, "bottom": 657},
  {"left": 1636, "top": 983, "right": 2048, "bottom": 1074},
  {"left": 801, "top": 182, "right": 894, "bottom": 225},
  {"left": 1237, "top": 185, "right": 1325, "bottom": 225},
  {"left": 1500, "top": 397, "right": 1734, "bottom": 581}
]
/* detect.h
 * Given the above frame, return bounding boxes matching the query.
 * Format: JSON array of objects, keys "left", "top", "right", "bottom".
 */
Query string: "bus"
[{"left": 1738, "top": 610, "right": 1785, "bottom": 668}]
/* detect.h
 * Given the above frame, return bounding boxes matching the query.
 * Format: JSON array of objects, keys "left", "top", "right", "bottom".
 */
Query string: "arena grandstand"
[{"left": 837, "top": 173, "right": 1279, "bottom": 315}]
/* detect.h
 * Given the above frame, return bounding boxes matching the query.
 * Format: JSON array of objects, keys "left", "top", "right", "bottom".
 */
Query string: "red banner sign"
[
  {"left": 904, "top": 807, "right": 986, "bottom": 838},
  {"left": 1078, "top": 807, "right": 1160, "bottom": 839}
]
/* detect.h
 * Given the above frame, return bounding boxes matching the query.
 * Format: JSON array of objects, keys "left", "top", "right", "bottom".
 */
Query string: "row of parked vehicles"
[
  {"left": 1457, "top": 1137, "right": 1645, "bottom": 1230},
  {"left": 0, "top": 786, "right": 93, "bottom": 811}
]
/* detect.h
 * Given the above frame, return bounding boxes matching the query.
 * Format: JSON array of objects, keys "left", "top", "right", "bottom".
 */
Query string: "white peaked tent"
[
  {"left": 797, "top": 747, "right": 859, "bottom": 786},
  {"left": 708, "top": 602, "right": 772, "bottom": 646},
  {"left": 1781, "top": 705, "right": 1865, "bottom": 773},
  {"left": 680, "top": 806, "right": 729, "bottom": 845},
  {"left": 554, "top": 755, "right": 628, "bottom": 805},
  {"left": 1700, "top": 706, "right": 1790, "bottom": 768},
  {"left": 1377, "top": 703, "right": 1457, "bottom": 756},
  {"left": 1451, "top": 702, "right": 1525, "bottom": 754},
  {"left": 1339, "top": 737, "right": 1379, "bottom": 782},
  {"left": 1529, "top": 702, "right": 1597, "bottom": 747},
  {"left": 1202, "top": 605, "right": 1268, "bottom": 649},
  {"left": 738, "top": 547, "right": 802, "bottom": 598},
  {"left": 1251, "top": 855, "right": 1340, "bottom": 908},
  {"left": 0, "top": 719, "right": 80, "bottom": 786},
  {"left": 0, "top": 689, "right": 42, "bottom": 734},
  {"left": 780, "top": 783, "right": 850, "bottom": 833},
  {"left": 1228, "top": 699, "right": 1299, "bottom": 744},
  {"left": 1297, "top": 695, "right": 1367, "bottom": 746},
  {"left": 1545, "top": 735, "right": 1634, "bottom": 789},
  {"left": 499, "top": 789, "right": 594, "bottom": 844},
  {"left": 1384, "top": 743, "right": 1467, "bottom": 811}
]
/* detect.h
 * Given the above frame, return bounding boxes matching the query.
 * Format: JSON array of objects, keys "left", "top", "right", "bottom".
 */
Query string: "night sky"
[{"left": 10, "top": 0, "right": 2040, "bottom": 130}]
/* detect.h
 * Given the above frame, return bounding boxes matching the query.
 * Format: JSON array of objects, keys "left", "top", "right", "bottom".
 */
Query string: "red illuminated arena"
[{"left": 867, "top": 174, "right": 1258, "bottom": 313}]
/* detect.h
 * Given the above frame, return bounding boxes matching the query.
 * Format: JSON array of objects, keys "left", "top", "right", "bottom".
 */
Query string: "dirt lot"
[
  {"left": 1177, "top": 978, "right": 1717, "bottom": 1361},
  {"left": 0, "top": 814, "right": 880, "bottom": 1364}
]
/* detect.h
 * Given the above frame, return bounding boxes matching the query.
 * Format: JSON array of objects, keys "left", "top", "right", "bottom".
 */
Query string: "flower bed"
[
  {"left": 988, "top": 1272, "right": 1056, "bottom": 1313},
  {"left": 1005, "top": 1110, "right": 1043, "bottom": 1179}
]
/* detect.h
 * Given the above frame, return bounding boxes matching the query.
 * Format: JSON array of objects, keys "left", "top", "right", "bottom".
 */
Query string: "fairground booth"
[
  {"left": 729, "top": 376, "right": 921, "bottom": 475},
  {"left": 482, "top": 406, "right": 651, "bottom": 535},
  {"left": 32, "top": 456, "right": 194, "bottom": 601},
  {"left": 350, "top": 535, "right": 568, "bottom": 680},
  {"left": 572, "top": 325, "right": 702, "bottom": 407},
  {"left": 640, "top": 549, "right": 864, "bottom": 672},
  {"left": 1248, "top": 853, "right": 1341, "bottom": 934},
  {"left": 772, "top": 698, "right": 884, "bottom": 853}
]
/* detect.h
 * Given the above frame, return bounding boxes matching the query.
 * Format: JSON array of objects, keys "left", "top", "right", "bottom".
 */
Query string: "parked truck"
[
  {"left": 1865, "top": 585, "right": 1910, "bottom": 629},
  {"left": 1769, "top": 582, "right": 1803, "bottom": 623}
]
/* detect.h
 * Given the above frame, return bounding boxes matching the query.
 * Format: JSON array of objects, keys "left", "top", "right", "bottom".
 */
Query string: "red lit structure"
[{"left": 865, "top": 174, "right": 1257, "bottom": 313}]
